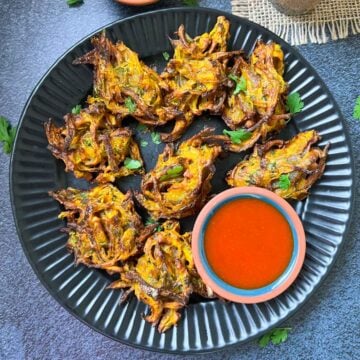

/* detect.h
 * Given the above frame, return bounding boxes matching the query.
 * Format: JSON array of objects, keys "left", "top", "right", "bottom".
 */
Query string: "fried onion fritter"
[
  {"left": 160, "top": 17, "right": 239, "bottom": 142},
  {"left": 74, "top": 32, "right": 178, "bottom": 125},
  {"left": 109, "top": 220, "right": 214, "bottom": 333},
  {"left": 135, "top": 128, "right": 222, "bottom": 219},
  {"left": 50, "top": 184, "right": 153, "bottom": 272},
  {"left": 45, "top": 104, "right": 143, "bottom": 183},
  {"left": 226, "top": 130, "right": 329, "bottom": 200},
  {"left": 222, "top": 42, "right": 290, "bottom": 152}
]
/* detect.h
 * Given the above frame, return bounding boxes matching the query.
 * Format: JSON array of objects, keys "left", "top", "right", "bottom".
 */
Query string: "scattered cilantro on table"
[
  {"left": 183, "top": 0, "right": 199, "bottom": 6},
  {"left": 228, "top": 74, "right": 247, "bottom": 95},
  {"left": 258, "top": 328, "right": 291, "bottom": 348},
  {"left": 223, "top": 128, "right": 251, "bottom": 144},
  {"left": 286, "top": 92, "right": 304, "bottom": 114},
  {"left": 124, "top": 157, "right": 142, "bottom": 170},
  {"left": 67, "top": 0, "right": 84, "bottom": 7},
  {"left": 0, "top": 116, "right": 17, "bottom": 155},
  {"left": 353, "top": 95, "right": 360, "bottom": 120}
]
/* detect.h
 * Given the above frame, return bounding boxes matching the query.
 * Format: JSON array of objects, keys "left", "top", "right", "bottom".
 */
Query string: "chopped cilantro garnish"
[
  {"left": 286, "top": 92, "right": 304, "bottom": 114},
  {"left": 124, "top": 97, "right": 136, "bottom": 113},
  {"left": 124, "top": 157, "right": 142, "bottom": 170},
  {"left": 0, "top": 116, "right": 16, "bottom": 154},
  {"left": 223, "top": 128, "right": 251, "bottom": 144},
  {"left": 228, "top": 74, "right": 247, "bottom": 95},
  {"left": 278, "top": 174, "right": 291, "bottom": 190}
]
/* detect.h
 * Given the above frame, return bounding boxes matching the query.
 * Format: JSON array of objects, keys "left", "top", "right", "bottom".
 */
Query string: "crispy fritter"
[
  {"left": 45, "top": 104, "right": 143, "bottom": 183},
  {"left": 50, "top": 184, "right": 153, "bottom": 272},
  {"left": 171, "top": 16, "right": 230, "bottom": 60},
  {"left": 74, "top": 32, "right": 178, "bottom": 125},
  {"left": 226, "top": 130, "right": 329, "bottom": 200},
  {"left": 160, "top": 17, "right": 239, "bottom": 142},
  {"left": 109, "top": 220, "right": 214, "bottom": 333},
  {"left": 135, "top": 128, "right": 222, "bottom": 219},
  {"left": 222, "top": 42, "right": 290, "bottom": 152}
]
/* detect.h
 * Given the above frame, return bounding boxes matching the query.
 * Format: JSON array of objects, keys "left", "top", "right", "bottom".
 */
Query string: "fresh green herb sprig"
[
  {"left": 140, "top": 140, "right": 148, "bottom": 148},
  {"left": 258, "top": 327, "right": 291, "bottom": 348},
  {"left": 163, "top": 52, "right": 170, "bottom": 61},
  {"left": 125, "top": 97, "right": 137, "bottom": 113},
  {"left": 223, "top": 129, "right": 251, "bottom": 144},
  {"left": 183, "top": 0, "right": 199, "bottom": 6},
  {"left": 353, "top": 95, "right": 360, "bottom": 120},
  {"left": 124, "top": 157, "right": 142, "bottom": 170},
  {"left": 286, "top": 92, "right": 304, "bottom": 114},
  {"left": 228, "top": 74, "right": 247, "bottom": 95},
  {"left": 278, "top": 174, "right": 291, "bottom": 190},
  {"left": 0, "top": 116, "right": 17, "bottom": 155},
  {"left": 136, "top": 123, "right": 148, "bottom": 132},
  {"left": 151, "top": 131, "right": 162, "bottom": 144},
  {"left": 145, "top": 218, "right": 162, "bottom": 232},
  {"left": 160, "top": 165, "right": 184, "bottom": 181},
  {"left": 67, "top": 0, "right": 83, "bottom": 7},
  {"left": 71, "top": 104, "right": 82, "bottom": 115}
]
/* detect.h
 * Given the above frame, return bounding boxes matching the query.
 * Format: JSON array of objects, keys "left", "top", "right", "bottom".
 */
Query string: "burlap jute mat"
[{"left": 231, "top": 0, "right": 360, "bottom": 45}]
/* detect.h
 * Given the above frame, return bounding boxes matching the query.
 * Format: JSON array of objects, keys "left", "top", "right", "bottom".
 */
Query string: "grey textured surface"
[{"left": 0, "top": 1, "right": 359, "bottom": 359}]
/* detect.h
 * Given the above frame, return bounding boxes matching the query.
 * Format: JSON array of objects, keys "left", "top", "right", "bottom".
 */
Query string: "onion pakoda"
[
  {"left": 45, "top": 104, "right": 143, "bottom": 183},
  {"left": 50, "top": 184, "right": 153, "bottom": 273},
  {"left": 109, "top": 220, "right": 214, "bottom": 332},
  {"left": 74, "top": 32, "right": 178, "bottom": 125},
  {"left": 136, "top": 128, "right": 222, "bottom": 219},
  {"left": 160, "top": 17, "right": 239, "bottom": 142},
  {"left": 226, "top": 130, "right": 329, "bottom": 200},
  {"left": 222, "top": 42, "right": 290, "bottom": 152}
]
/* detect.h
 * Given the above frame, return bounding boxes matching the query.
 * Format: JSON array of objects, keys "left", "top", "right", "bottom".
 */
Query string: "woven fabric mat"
[{"left": 232, "top": 0, "right": 360, "bottom": 45}]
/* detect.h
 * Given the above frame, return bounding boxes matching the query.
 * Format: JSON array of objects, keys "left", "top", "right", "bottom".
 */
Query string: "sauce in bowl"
[{"left": 205, "top": 198, "right": 294, "bottom": 289}]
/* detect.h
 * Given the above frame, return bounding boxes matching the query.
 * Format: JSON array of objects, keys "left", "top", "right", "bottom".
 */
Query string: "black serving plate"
[{"left": 10, "top": 7, "right": 354, "bottom": 354}]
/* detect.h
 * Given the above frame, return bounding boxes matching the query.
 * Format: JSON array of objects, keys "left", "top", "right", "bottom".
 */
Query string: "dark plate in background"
[{"left": 10, "top": 7, "right": 354, "bottom": 354}]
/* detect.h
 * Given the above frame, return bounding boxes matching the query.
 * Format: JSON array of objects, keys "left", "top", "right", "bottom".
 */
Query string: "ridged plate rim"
[{"left": 10, "top": 7, "right": 355, "bottom": 354}]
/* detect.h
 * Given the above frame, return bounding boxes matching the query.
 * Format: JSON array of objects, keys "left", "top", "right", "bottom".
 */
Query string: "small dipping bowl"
[
  {"left": 115, "top": 0, "right": 159, "bottom": 6},
  {"left": 192, "top": 187, "right": 306, "bottom": 303}
]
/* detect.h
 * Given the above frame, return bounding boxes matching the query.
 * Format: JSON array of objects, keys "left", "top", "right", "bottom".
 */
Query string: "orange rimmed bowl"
[{"left": 192, "top": 187, "right": 306, "bottom": 304}]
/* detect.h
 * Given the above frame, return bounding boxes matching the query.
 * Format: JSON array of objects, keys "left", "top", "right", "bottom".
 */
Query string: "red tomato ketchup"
[{"left": 204, "top": 198, "right": 293, "bottom": 289}]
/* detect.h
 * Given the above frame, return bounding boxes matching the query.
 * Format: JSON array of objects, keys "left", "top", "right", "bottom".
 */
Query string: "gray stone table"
[{"left": 0, "top": 0, "right": 359, "bottom": 359}]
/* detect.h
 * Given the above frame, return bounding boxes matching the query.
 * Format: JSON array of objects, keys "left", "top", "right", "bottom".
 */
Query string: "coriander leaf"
[
  {"left": 67, "top": 0, "right": 83, "bottom": 6},
  {"left": 163, "top": 52, "right": 170, "bottom": 61},
  {"left": 228, "top": 74, "right": 247, "bottom": 95},
  {"left": 71, "top": 104, "right": 82, "bottom": 115},
  {"left": 0, "top": 116, "right": 17, "bottom": 155},
  {"left": 124, "top": 157, "right": 142, "bottom": 170},
  {"left": 183, "top": 0, "right": 199, "bottom": 5},
  {"left": 258, "top": 328, "right": 291, "bottom": 348},
  {"left": 271, "top": 328, "right": 290, "bottom": 345},
  {"left": 140, "top": 140, "right": 148, "bottom": 147},
  {"left": 353, "top": 95, "right": 360, "bottom": 120},
  {"left": 124, "top": 97, "right": 137, "bottom": 114},
  {"left": 286, "top": 92, "right": 304, "bottom": 114},
  {"left": 136, "top": 123, "right": 148, "bottom": 132},
  {"left": 159, "top": 165, "right": 184, "bottom": 181},
  {"left": 145, "top": 218, "right": 156, "bottom": 226},
  {"left": 278, "top": 174, "right": 291, "bottom": 190},
  {"left": 223, "top": 128, "right": 251, "bottom": 144},
  {"left": 151, "top": 131, "right": 161, "bottom": 144},
  {"left": 258, "top": 333, "right": 272, "bottom": 348}
]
